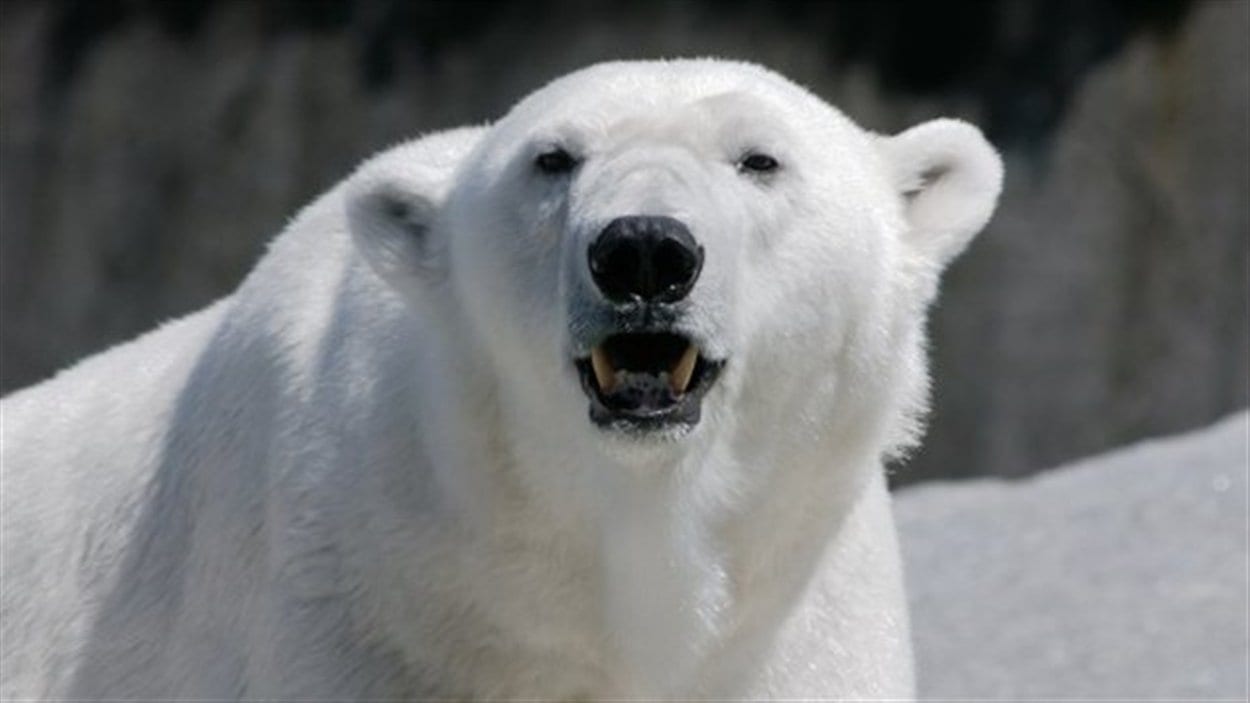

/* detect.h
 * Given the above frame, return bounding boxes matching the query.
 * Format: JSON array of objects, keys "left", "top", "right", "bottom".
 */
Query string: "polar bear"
[{"left": 0, "top": 60, "right": 1001, "bottom": 699}]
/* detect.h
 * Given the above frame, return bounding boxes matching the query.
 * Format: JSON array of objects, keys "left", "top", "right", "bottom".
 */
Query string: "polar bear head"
[{"left": 348, "top": 60, "right": 1001, "bottom": 462}]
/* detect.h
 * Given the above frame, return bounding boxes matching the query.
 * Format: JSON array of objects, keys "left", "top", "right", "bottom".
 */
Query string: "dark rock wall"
[{"left": 1, "top": 0, "right": 1245, "bottom": 483}]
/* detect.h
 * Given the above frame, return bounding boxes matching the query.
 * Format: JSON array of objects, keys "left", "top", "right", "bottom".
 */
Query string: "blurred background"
[{"left": 1, "top": 0, "right": 1246, "bottom": 485}]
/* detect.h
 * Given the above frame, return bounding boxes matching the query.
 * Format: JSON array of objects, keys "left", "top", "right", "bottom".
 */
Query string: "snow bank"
[{"left": 898, "top": 411, "right": 1249, "bottom": 699}]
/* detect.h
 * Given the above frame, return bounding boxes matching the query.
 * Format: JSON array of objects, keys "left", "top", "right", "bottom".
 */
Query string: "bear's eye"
[
  {"left": 739, "top": 152, "right": 780, "bottom": 174},
  {"left": 535, "top": 148, "right": 580, "bottom": 175}
]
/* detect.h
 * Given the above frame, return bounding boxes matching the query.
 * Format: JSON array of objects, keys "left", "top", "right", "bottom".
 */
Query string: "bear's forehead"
[
  {"left": 501, "top": 60, "right": 832, "bottom": 133},
  {"left": 463, "top": 59, "right": 872, "bottom": 180}
]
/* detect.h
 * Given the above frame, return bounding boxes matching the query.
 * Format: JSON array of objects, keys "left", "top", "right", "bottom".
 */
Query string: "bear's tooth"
[
  {"left": 670, "top": 344, "right": 699, "bottom": 395},
  {"left": 590, "top": 346, "right": 617, "bottom": 394}
]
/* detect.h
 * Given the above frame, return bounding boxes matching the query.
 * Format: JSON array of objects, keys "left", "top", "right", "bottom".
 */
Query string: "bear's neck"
[
  {"left": 377, "top": 304, "right": 896, "bottom": 696},
  {"left": 432, "top": 362, "right": 882, "bottom": 696}
]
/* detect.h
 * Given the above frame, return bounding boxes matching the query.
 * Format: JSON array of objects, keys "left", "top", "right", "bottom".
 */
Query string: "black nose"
[{"left": 588, "top": 216, "right": 703, "bottom": 304}]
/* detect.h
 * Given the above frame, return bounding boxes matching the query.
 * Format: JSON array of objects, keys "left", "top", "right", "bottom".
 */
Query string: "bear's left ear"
[{"left": 879, "top": 119, "right": 1003, "bottom": 268}]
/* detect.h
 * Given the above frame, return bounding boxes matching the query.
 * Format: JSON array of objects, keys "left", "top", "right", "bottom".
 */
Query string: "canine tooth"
[
  {"left": 670, "top": 344, "right": 699, "bottom": 395},
  {"left": 590, "top": 346, "right": 617, "bottom": 394}
]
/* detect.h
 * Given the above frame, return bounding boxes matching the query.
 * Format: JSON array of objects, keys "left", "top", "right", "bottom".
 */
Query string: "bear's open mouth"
[{"left": 575, "top": 332, "right": 724, "bottom": 431}]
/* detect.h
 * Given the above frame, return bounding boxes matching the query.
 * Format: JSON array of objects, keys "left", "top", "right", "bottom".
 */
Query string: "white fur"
[{"left": 0, "top": 60, "right": 1001, "bottom": 699}]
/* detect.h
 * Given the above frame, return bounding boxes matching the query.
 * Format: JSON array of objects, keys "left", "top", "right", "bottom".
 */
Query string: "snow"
[{"left": 897, "top": 411, "right": 1249, "bottom": 699}]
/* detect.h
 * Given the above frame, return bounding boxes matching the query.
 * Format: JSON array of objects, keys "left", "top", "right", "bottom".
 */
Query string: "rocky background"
[{"left": 1, "top": 0, "right": 1246, "bottom": 484}]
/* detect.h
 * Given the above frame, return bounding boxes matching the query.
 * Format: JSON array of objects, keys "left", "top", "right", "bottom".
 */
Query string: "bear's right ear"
[
  {"left": 345, "top": 128, "right": 487, "bottom": 290},
  {"left": 346, "top": 172, "right": 445, "bottom": 288}
]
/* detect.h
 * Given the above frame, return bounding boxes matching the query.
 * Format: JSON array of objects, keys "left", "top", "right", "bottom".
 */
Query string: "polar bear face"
[{"left": 350, "top": 60, "right": 1001, "bottom": 454}]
